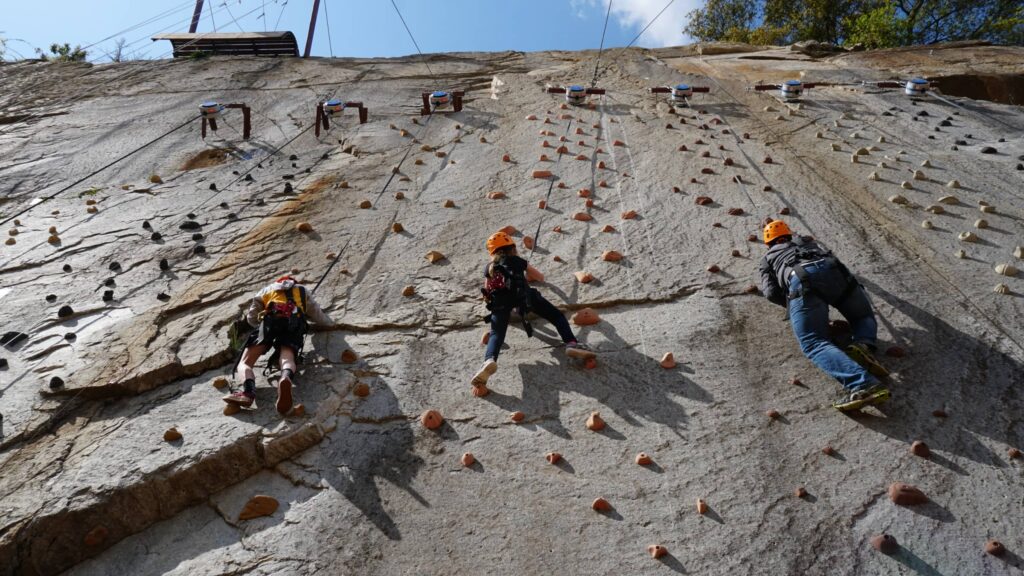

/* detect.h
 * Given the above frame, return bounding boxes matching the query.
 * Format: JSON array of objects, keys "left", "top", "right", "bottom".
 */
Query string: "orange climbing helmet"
[
  {"left": 486, "top": 231, "right": 515, "bottom": 254},
  {"left": 763, "top": 220, "right": 792, "bottom": 245}
]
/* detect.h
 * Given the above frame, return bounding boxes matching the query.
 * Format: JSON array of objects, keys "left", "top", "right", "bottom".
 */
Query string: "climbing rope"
[
  {"left": 590, "top": 0, "right": 613, "bottom": 87},
  {"left": 528, "top": 115, "right": 578, "bottom": 261},
  {"left": 323, "top": 0, "right": 335, "bottom": 58},
  {"left": 623, "top": 0, "right": 676, "bottom": 49},
  {"left": 390, "top": 0, "right": 437, "bottom": 83}
]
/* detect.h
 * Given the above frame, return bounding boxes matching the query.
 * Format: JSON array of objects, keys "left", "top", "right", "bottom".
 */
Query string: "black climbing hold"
[
  {"left": 102, "top": 290, "right": 114, "bottom": 302},
  {"left": 950, "top": 146, "right": 958, "bottom": 151},
  {"left": 916, "top": 110, "right": 929, "bottom": 117},
  {"left": 933, "top": 127, "right": 940, "bottom": 132},
  {"left": 187, "top": 213, "right": 197, "bottom": 219},
  {"left": 192, "top": 233, "right": 204, "bottom": 241},
  {"left": 209, "top": 183, "right": 218, "bottom": 190},
  {"left": 57, "top": 305, "right": 74, "bottom": 318},
  {"left": 109, "top": 262, "right": 121, "bottom": 271},
  {"left": 965, "top": 133, "right": 973, "bottom": 139},
  {"left": 105, "top": 278, "right": 116, "bottom": 287},
  {"left": 305, "top": 168, "right": 311, "bottom": 173},
  {"left": 142, "top": 220, "right": 152, "bottom": 229},
  {"left": 232, "top": 170, "right": 240, "bottom": 175},
  {"left": 63, "top": 264, "right": 72, "bottom": 273},
  {"left": 954, "top": 111, "right": 960, "bottom": 115},
  {"left": 151, "top": 232, "right": 162, "bottom": 241},
  {"left": 257, "top": 163, "right": 263, "bottom": 169},
  {"left": 0, "top": 358, "right": 7, "bottom": 369},
  {"left": 283, "top": 183, "right": 294, "bottom": 194},
  {"left": 322, "top": 153, "right": 330, "bottom": 159},
  {"left": 194, "top": 245, "right": 206, "bottom": 255},
  {"left": 955, "top": 140, "right": 967, "bottom": 145},
  {"left": 980, "top": 146, "right": 997, "bottom": 154},
  {"left": 1017, "top": 163, "right": 1023, "bottom": 171},
  {"left": 911, "top": 117, "right": 917, "bottom": 122},
  {"left": 45, "top": 294, "right": 57, "bottom": 302},
  {"left": 227, "top": 213, "right": 237, "bottom": 220},
  {"left": 157, "top": 292, "right": 171, "bottom": 301},
  {"left": 48, "top": 376, "right": 64, "bottom": 390},
  {"left": 159, "top": 258, "right": 169, "bottom": 270},
  {"left": 219, "top": 202, "right": 229, "bottom": 209},
  {"left": 244, "top": 174, "right": 254, "bottom": 182},
  {"left": 283, "top": 174, "right": 294, "bottom": 180},
  {"left": 998, "top": 138, "right": 1005, "bottom": 143},
  {"left": 292, "top": 163, "right": 298, "bottom": 168},
  {"left": 64, "top": 333, "right": 76, "bottom": 341},
  {"left": 939, "top": 120, "right": 951, "bottom": 127},
  {"left": 256, "top": 199, "right": 266, "bottom": 206},
  {"left": 179, "top": 221, "right": 201, "bottom": 231},
  {"left": 1018, "top": 155, "right": 1024, "bottom": 161},
  {"left": 881, "top": 111, "right": 893, "bottom": 116},
  {"left": 289, "top": 154, "right": 298, "bottom": 161},
  {"left": 1, "top": 332, "right": 29, "bottom": 346},
  {"left": 928, "top": 135, "right": 935, "bottom": 139}
]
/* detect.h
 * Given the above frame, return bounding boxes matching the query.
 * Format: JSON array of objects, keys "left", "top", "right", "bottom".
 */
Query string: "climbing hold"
[
  {"left": 621, "top": 210, "right": 637, "bottom": 220},
  {"left": 338, "top": 349, "right": 358, "bottom": 365},
  {"left": 532, "top": 170, "right": 552, "bottom": 179},
  {"left": 601, "top": 250, "right": 622, "bottom": 262},
  {"left": 573, "top": 212, "right": 593, "bottom": 222},
  {"left": 937, "top": 195, "right": 959, "bottom": 205},
  {"left": 420, "top": 409, "right": 444, "bottom": 430},
  {"left": 591, "top": 498, "right": 612, "bottom": 512},
  {"left": 985, "top": 541, "right": 1006, "bottom": 557},
  {"left": 660, "top": 353, "right": 676, "bottom": 369},
  {"left": 597, "top": 161, "right": 606, "bottom": 169},
  {"left": 869, "top": 172, "right": 880, "bottom": 181},
  {"left": 546, "top": 452, "right": 562, "bottom": 464},
  {"left": 822, "top": 446, "right": 836, "bottom": 456},
  {"left": 921, "top": 220, "right": 933, "bottom": 230},
  {"left": 701, "top": 167, "right": 714, "bottom": 175},
  {"left": 723, "top": 157, "right": 734, "bottom": 166},
  {"left": 696, "top": 499, "right": 708, "bottom": 515},
  {"left": 678, "top": 144, "right": 688, "bottom": 152},
  {"left": 350, "top": 382, "right": 371, "bottom": 398},
  {"left": 163, "top": 427, "right": 182, "bottom": 442},
  {"left": 296, "top": 222, "right": 313, "bottom": 233},
  {"left": 1015, "top": 246, "right": 1023, "bottom": 259},
  {"left": 947, "top": 180, "right": 960, "bottom": 188},
  {"left": 57, "top": 305, "right": 74, "bottom": 319},
  {"left": 701, "top": 151, "right": 711, "bottom": 158},
  {"left": 648, "top": 545, "right": 668, "bottom": 559},
  {"left": 995, "top": 283, "right": 1011, "bottom": 295},
  {"left": 575, "top": 271, "right": 594, "bottom": 284},
  {"left": 980, "top": 205, "right": 996, "bottom": 214},
  {"left": 426, "top": 251, "right": 446, "bottom": 264},
  {"left": 238, "top": 495, "right": 279, "bottom": 521},
  {"left": 913, "top": 170, "right": 927, "bottom": 181},
  {"left": 556, "top": 145, "right": 569, "bottom": 154},
  {"left": 954, "top": 249, "right": 966, "bottom": 259},
  {"left": 766, "top": 410, "right": 780, "bottom": 420},
  {"left": 900, "top": 181, "right": 913, "bottom": 189},
  {"left": 598, "top": 180, "right": 608, "bottom": 188},
  {"left": 458, "top": 453, "right": 476, "bottom": 468},
  {"left": 1009, "top": 448, "right": 1022, "bottom": 459},
  {"left": 831, "top": 143, "right": 842, "bottom": 152},
  {"left": 888, "top": 482, "right": 928, "bottom": 505},
  {"left": 958, "top": 231, "right": 978, "bottom": 242},
  {"left": 601, "top": 225, "right": 615, "bottom": 233},
  {"left": 487, "top": 191, "right": 506, "bottom": 200},
  {"left": 707, "top": 265, "right": 720, "bottom": 273},
  {"left": 910, "top": 441, "right": 930, "bottom": 457},
  {"left": 871, "top": 534, "right": 899, "bottom": 554},
  {"left": 572, "top": 308, "right": 600, "bottom": 326},
  {"left": 149, "top": 174, "right": 163, "bottom": 184},
  {"left": 975, "top": 219, "right": 989, "bottom": 229},
  {"left": 586, "top": 412, "right": 606, "bottom": 431},
  {"left": 888, "top": 195, "right": 908, "bottom": 205},
  {"left": 434, "top": 151, "right": 446, "bottom": 158},
  {"left": 925, "top": 205, "right": 944, "bottom": 214},
  {"left": 401, "top": 285, "right": 415, "bottom": 298},
  {"left": 509, "top": 411, "right": 526, "bottom": 423},
  {"left": 577, "top": 188, "right": 591, "bottom": 198},
  {"left": 613, "top": 140, "right": 624, "bottom": 147},
  {"left": 856, "top": 147, "right": 870, "bottom": 156},
  {"left": 980, "top": 146, "right": 997, "bottom": 154},
  {"left": 794, "top": 487, "right": 808, "bottom": 498},
  {"left": 48, "top": 376, "right": 65, "bottom": 390},
  {"left": 727, "top": 208, "right": 744, "bottom": 216},
  {"left": 695, "top": 196, "right": 713, "bottom": 206}
]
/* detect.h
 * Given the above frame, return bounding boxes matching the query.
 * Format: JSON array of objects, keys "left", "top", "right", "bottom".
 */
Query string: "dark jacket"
[{"left": 758, "top": 235, "right": 830, "bottom": 307}]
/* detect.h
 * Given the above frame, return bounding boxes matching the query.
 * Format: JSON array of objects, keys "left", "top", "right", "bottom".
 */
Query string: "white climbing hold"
[
  {"left": 947, "top": 180, "right": 960, "bottom": 188},
  {"left": 851, "top": 131, "right": 861, "bottom": 139},
  {"left": 815, "top": 131, "right": 823, "bottom": 139},
  {"left": 877, "top": 136, "right": 886, "bottom": 143},
  {"left": 888, "top": 194, "right": 908, "bottom": 204},
  {"left": 980, "top": 205, "right": 996, "bottom": 214},
  {"left": 921, "top": 159, "right": 931, "bottom": 167},
  {"left": 925, "top": 205, "right": 945, "bottom": 214},
  {"left": 1014, "top": 246, "right": 1023, "bottom": 259},
  {"left": 901, "top": 181, "right": 913, "bottom": 190},
  {"left": 921, "top": 220, "right": 933, "bottom": 229},
  {"left": 877, "top": 161, "right": 888, "bottom": 169},
  {"left": 954, "top": 249, "right": 966, "bottom": 259},
  {"left": 869, "top": 172, "right": 880, "bottom": 181},
  {"left": 958, "top": 231, "right": 978, "bottom": 242},
  {"left": 830, "top": 143, "right": 842, "bottom": 152},
  {"left": 775, "top": 115, "right": 786, "bottom": 121},
  {"left": 994, "top": 283, "right": 1010, "bottom": 295},
  {"left": 851, "top": 154, "right": 859, "bottom": 163},
  {"left": 995, "top": 263, "right": 1019, "bottom": 277},
  {"left": 975, "top": 219, "right": 989, "bottom": 229},
  {"left": 938, "top": 195, "right": 959, "bottom": 205}
]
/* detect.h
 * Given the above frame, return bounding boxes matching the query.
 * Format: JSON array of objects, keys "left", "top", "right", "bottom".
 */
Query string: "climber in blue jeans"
[{"left": 758, "top": 220, "right": 891, "bottom": 411}]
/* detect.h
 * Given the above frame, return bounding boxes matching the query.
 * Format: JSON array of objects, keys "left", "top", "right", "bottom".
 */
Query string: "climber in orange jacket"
[{"left": 224, "top": 275, "right": 332, "bottom": 414}]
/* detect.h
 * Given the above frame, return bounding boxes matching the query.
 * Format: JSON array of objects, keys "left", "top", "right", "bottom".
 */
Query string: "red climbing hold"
[
  {"left": 695, "top": 196, "right": 713, "bottom": 206},
  {"left": 707, "top": 265, "right": 720, "bottom": 273},
  {"left": 910, "top": 441, "right": 931, "bottom": 458},
  {"left": 728, "top": 208, "right": 744, "bottom": 216},
  {"left": 871, "top": 534, "right": 899, "bottom": 554},
  {"left": 678, "top": 145, "right": 688, "bottom": 152},
  {"left": 701, "top": 168, "right": 714, "bottom": 175},
  {"left": 888, "top": 482, "right": 928, "bottom": 505}
]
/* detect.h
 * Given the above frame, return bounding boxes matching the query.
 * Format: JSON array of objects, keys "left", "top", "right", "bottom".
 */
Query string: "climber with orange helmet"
[
  {"left": 758, "top": 220, "right": 890, "bottom": 412},
  {"left": 472, "top": 231, "right": 594, "bottom": 390},
  {"left": 223, "top": 275, "right": 333, "bottom": 414}
]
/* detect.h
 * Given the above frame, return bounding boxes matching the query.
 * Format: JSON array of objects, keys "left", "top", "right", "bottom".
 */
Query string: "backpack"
[{"left": 482, "top": 256, "right": 529, "bottom": 311}]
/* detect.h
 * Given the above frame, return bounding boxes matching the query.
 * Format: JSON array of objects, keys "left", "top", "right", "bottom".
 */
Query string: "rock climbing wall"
[{"left": 0, "top": 43, "right": 1022, "bottom": 575}]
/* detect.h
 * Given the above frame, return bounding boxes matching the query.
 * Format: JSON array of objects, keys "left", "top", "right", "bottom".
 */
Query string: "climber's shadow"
[
  {"left": 507, "top": 310, "right": 712, "bottom": 439},
  {"left": 856, "top": 279, "right": 1024, "bottom": 466}
]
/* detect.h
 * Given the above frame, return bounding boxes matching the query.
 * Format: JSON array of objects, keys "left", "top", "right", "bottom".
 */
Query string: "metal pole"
[
  {"left": 304, "top": 0, "right": 321, "bottom": 58},
  {"left": 189, "top": 0, "right": 205, "bottom": 33}
]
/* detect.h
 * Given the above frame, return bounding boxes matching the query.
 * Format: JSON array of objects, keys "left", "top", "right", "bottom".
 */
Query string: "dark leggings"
[{"left": 485, "top": 289, "right": 577, "bottom": 361}]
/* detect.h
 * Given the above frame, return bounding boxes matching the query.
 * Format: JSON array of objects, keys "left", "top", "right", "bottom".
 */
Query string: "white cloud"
[{"left": 573, "top": 0, "right": 701, "bottom": 47}]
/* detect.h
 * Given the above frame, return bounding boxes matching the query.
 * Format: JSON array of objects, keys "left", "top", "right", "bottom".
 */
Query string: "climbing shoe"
[
  {"left": 565, "top": 341, "right": 596, "bottom": 360},
  {"left": 223, "top": 390, "right": 255, "bottom": 408},
  {"left": 471, "top": 359, "right": 498, "bottom": 388},
  {"left": 845, "top": 343, "right": 890, "bottom": 377},
  {"left": 832, "top": 383, "right": 891, "bottom": 412},
  {"left": 277, "top": 370, "right": 294, "bottom": 415}
]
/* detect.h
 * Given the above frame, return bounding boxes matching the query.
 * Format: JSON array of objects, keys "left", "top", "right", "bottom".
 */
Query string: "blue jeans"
[
  {"left": 788, "top": 261, "right": 879, "bottom": 391},
  {"left": 485, "top": 289, "right": 577, "bottom": 361}
]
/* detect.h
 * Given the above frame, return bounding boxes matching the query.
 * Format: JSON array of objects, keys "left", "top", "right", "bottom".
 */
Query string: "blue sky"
[{"left": 1, "top": 0, "right": 699, "bottom": 62}]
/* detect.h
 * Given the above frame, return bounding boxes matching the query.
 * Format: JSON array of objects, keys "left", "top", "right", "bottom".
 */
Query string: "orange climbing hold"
[
  {"left": 597, "top": 161, "right": 606, "bottom": 169},
  {"left": 578, "top": 188, "right": 591, "bottom": 198},
  {"left": 341, "top": 349, "right": 358, "bottom": 363},
  {"left": 541, "top": 141, "right": 551, "bottom": 148},
  {"left": 472, "top": 385, "right": 490, "bottom": 397},
  {"left": 575, "top": 271, "right": 594, "bottom": 284},
  {"left": 602, "top": 250, "right": 622, "bottom": 262},
  {"left": 538, "top": 200, "right": 547, "bottom": 209},
  {"left": 888, "top": 482, "right": 928, "bottom": 505},
  {"left": 660, "top": 353, "right": 676, "bottom": 369},
  {"left": 572, "top": 308, "right": 601, "bottom": 325},
  {"left": 573, "top": 212, "right": 593, "bottom": 222},
  {"left": 697, "top": 499, "right": 708, "bottom": 515},
  {"left": 238, "top": 495, "right": 279, "bottom": 521},
  {"left": 426, "top": 251, "right": 446, "bottom": 264},
  {"left": 636, "top": 453, "right": 653, "bottom": 466},
  {"left": 532, "top": 170, "right": 553, "bottom": 179},
  {"left": 163, "top": 428, "right": 182, "bottom": 442},
  {"left": 510, "top": 411, "right": 525, "bottom": 423},
  {"left": 584, "top": 199, "right": 594, "bottom": 208},
  {"left": 601, "top": 225, "right": 615, "bottom": 233},
  {"left": 392, "top": 223, "right": 404, "bottom": 233},
  {"left": 556, "top": 145, "right": 569, "bottom": 154},
  {"left": 420, "top": 409, "right": 444, "bottom": 430},
  {"left": 695, "top": 196, "right": 713, "bottom": 206},
  {"left": 766, "top": 409, "right": 780, "bottom": 419},
  {"left": 546, "top": 452, "right": 562, "bottom": 464},
  {"left": 353, "top": 382, "right": 370, "bottom": 397},
  {"left": 586, "top": 411, "right": 606, "bottom": 431},
  {"left": 598, "top": 180, "right": 608, "bottom": 188},
  {"left": 526, "top": 114, "right": 538, "bottom": 120},
  {"left": 539, "top": 154, "right": 549, "bottom": 162},
  {"left": 488, "top": 191, "right": 506, "bottom": 200},
  {"left": 613, "top": 140, "right": 625, "bottom": 147},
  {"left": 296, "top": 222, "right": 314, "bottom": 233},
  {"left": 708, "top": 265, "right": 721, "bottom": 273},
  {"left": 523, "top": 236, "right": 535, "bottom": 249},
  {"left": 648, "top": 545, "right": 668, "bottom": 559},
  {"left": 502, "top": 154, "right": 511, "bottom": 162},
  {"left": 621, "top": 210, "right": 637, "bottom": 220},
  {"left": 591, "top": 498, "right": 612, "bottom": 512},
  {"left": 575, "top": 154, "right": 588, "bottom": 161},
  {"left": 910, "top": 441, "right": 930, "bottom": 458},
  {"left": 500, "top": 225, "right": 517, "bottom": 235},
  {"left": 461, "top": 453, "right": 476, "bottom": 467},
  {"left": 794, "top": 487, "right": 808, "bottom": 498}
]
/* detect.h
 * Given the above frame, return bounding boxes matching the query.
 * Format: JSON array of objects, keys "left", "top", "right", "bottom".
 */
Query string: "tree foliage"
[
  {"left": 36, "top": 42, "right": 88, "bottom": 62},
  {"left": 684, "top": 0, "right": 1023, "bottom": 47}
]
